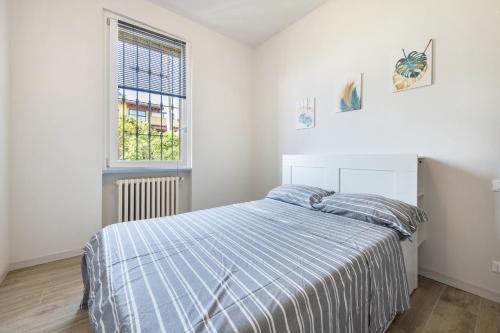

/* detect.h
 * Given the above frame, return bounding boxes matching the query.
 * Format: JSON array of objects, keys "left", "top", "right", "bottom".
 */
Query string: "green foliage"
[
  {"left": 395, "top": 51, "right": 428, "bottom": 78},
  {"left": 118, "top": 113, "right": 179, "bottom": 161}
]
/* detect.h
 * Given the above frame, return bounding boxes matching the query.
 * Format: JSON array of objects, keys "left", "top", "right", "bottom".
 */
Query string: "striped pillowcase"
[
  {"left": 266, "top": 184, "right": 334, "bottom": 209},
  {"left": 316, "top": 193, "right": 428, "bottom": 239}
]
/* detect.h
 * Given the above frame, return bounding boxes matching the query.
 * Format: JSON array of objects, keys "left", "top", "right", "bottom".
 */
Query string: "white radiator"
[{"left": 117, "top": 176, "right": 181, "bottom": 222}]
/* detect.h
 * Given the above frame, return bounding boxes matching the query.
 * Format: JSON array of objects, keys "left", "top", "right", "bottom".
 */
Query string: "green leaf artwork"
[{"left": 393, "top": 39, "right": 433, "bottom": 91}]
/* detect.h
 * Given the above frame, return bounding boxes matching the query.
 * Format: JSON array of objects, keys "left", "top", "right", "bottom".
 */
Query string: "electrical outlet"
[
  {"left": 492, "top": 260, "right": 500, "bottom": 274},
  {"left": 492, "top": 180, "right": 500, "bottom": 192}
]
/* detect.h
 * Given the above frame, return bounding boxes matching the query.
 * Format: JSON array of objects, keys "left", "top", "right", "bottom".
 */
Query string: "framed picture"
[
  {"left": 337, "top": 74, "right": 362, "bottom": 112},
  {"left": 393, "top": 39, "right": 433, "bottom": 92},
  {"left": 296, "top": 97, "right": 315, "bottom": 129}
]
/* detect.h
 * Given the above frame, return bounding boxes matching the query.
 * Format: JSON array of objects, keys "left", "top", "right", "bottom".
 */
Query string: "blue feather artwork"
[{"left": 338, "top": 75, "right": 362, "bottom": 112}]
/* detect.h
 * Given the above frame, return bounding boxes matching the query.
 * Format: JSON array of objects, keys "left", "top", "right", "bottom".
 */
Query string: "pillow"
[
  {"left": 316, "top": 193, "right": 428, "bottom": 239},
  {"left": 266, "top": 184, "right": 334, "bottom": 209}
]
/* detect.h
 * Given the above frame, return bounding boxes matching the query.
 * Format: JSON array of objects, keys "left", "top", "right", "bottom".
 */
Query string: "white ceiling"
[{"left": 148, "top": 0, "right": 328, "bottom": 46}]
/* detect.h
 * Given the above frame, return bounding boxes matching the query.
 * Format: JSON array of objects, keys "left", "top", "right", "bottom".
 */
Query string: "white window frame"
[{"left": 104, "top": 13, "right": 192, "bottom": 170}]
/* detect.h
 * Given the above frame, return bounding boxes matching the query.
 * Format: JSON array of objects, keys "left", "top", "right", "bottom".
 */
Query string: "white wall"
[
  {"left": 8, "top": 0, "right": 255, "bottom": 265},
  {"left": 0, "top": 0, "right": 9, "bottom": 279},
  {"left": 253, "top": 0, "right": 500, "bottom": 296}
]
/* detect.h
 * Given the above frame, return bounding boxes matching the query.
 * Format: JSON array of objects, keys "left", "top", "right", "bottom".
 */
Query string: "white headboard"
[
  {"left": 282, "top": 154, "right": 423, "bottom": 293},
  {"left": 282, "top": 154, "right": 419, "bottom": 205}
]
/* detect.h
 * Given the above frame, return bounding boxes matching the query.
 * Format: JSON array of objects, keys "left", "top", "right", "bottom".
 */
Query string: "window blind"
[{"left": 117, "top": 21, "right": 187, "bottom": 99}]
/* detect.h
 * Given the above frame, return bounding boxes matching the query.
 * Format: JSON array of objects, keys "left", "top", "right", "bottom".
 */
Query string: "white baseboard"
[
  {"left": 9, "top": 249, "right": 83, "bottom": 271},
  {"left": 419, "top": 267, "right": 500, "bottom": 304}
]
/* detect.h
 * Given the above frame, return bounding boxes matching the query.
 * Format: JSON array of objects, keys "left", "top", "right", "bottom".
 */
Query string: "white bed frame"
[{"left": 282, "top": 154, "right": 426, "bottom": 294}]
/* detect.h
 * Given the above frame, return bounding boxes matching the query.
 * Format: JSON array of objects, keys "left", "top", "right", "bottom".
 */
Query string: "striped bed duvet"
[{"left": 81, "top": 199, "right": 410, "bottom": 333}]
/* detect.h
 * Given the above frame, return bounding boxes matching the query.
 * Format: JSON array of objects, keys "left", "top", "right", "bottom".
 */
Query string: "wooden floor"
[{"left": 0, "top": 257, "right": 499, "bottom": 333}]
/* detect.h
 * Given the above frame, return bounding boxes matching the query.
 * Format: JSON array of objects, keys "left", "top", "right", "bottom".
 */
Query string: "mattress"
[{"left": 81, "top": 198, "right": 410, "bottom": 333}]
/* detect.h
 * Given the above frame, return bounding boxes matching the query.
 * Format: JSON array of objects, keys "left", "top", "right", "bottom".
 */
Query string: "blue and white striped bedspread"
[{"left": 81, "top": 199, "right": 410, "bottom": 333}]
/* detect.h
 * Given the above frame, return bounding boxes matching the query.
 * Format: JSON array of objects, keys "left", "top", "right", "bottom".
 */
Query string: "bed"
[{"left": 82, "top": 154, "right": 425, "bottom": 333}]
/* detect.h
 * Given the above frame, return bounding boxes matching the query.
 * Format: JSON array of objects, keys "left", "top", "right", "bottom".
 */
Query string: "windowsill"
[{"left": 102, "top": 167, "right": 192, "bottom": 175}]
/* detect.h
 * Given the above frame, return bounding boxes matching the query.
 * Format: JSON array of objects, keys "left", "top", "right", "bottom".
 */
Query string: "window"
[
  {"left": 106, "top": 16, "right": 190, "bottom": 169},
  {"left": 128, "top": 110, "right": 147, "bottom": 122}
]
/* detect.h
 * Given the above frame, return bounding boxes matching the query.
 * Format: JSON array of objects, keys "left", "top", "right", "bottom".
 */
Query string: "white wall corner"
[{"left": 0, "top": 0, "right": 10, "bottom": 282}]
